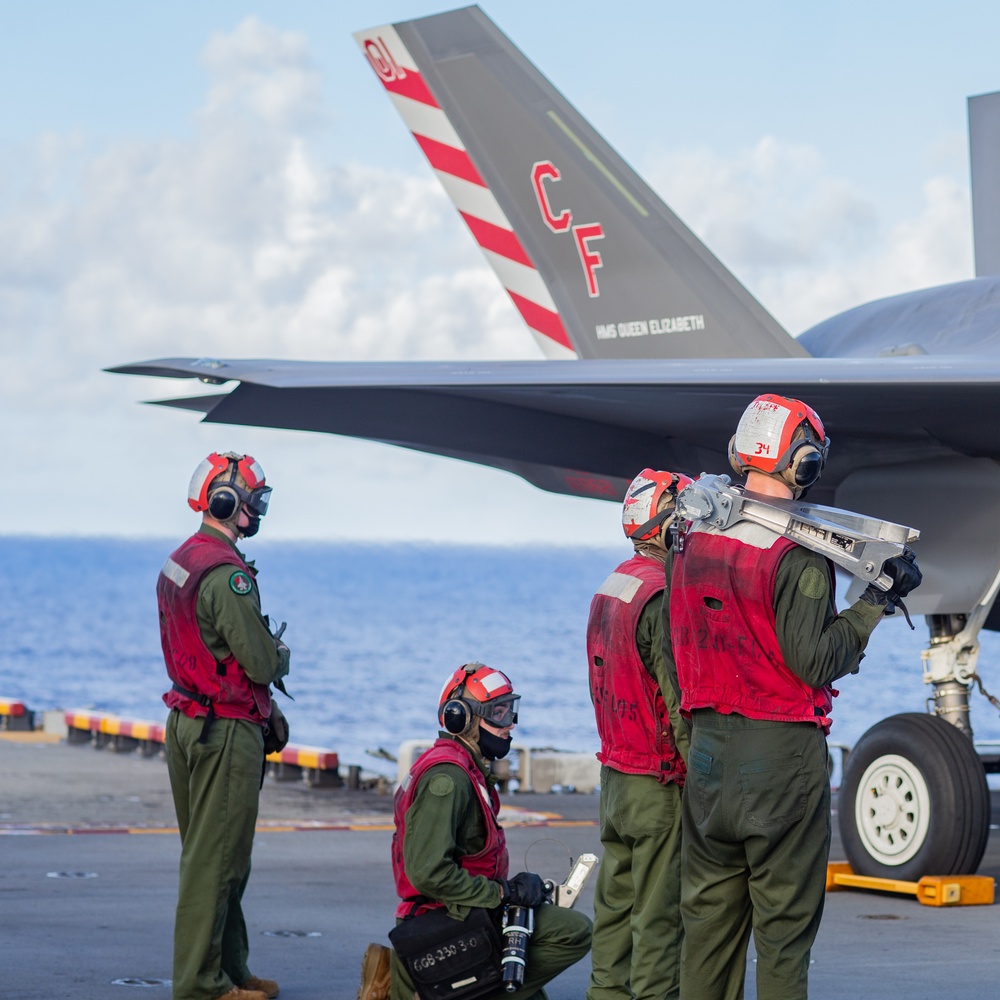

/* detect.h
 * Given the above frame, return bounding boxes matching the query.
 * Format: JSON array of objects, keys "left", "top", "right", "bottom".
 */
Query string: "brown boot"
[
  {"left": 357, "top": 942, "right": 391, "bottom": 1000},
  {"left": 216, "top": 988, "right": 267, "bottom": 1000},
  {"left": 240, "top": 975, "right": 279, "bottom": 999}
]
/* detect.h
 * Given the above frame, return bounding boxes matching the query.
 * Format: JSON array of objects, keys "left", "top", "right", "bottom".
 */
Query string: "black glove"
[
  {"left": 860, "top": 548, "right": 922, "bottom": 606},
  {"left": 859, "top": 549, "right": 922, "bottom": 629},
  {"left": 502, "top": 871, "right": 547, "bottom": 908},
  {"left": 884, "top": 548, "right": 922, "bottom": 599}
]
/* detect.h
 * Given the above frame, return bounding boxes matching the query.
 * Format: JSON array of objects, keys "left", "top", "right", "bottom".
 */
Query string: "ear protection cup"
[
  {"left": 206, "top": 459, "right": 242, "bottom": 521},
  {"left": 207, "top": 486, "right": 240, "bottom": 521},
  {"left": 781, "top": 440, "right": 825, "bottom": 490},
  {"left": 442, "top": 698, "right": 472, "bottom": 735},
  {"left": 729, "top": 433, "right": 825, "bottom": 491}
]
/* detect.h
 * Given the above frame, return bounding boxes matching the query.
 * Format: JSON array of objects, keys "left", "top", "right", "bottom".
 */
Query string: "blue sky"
[{"left": 2, "top": 0, "right": 998, "bottom": 541}]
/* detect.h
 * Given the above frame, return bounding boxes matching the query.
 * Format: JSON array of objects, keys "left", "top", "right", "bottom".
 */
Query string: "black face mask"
[
  {"left": 241, "top": 513, "right": 261, "bottom": 538},
  {"left": 478, "top": 728, "right": 512, "bottom": 760}
]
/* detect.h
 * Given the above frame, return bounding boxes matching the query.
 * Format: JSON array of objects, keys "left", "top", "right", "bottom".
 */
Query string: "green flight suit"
[
  {"left": 163, "top": 525, "right": 289, "bottom": 1000},
  {"left": 391, "top": 737, "right": 592, "bottom": 1000},
  {"left": 664, "top": 544, "right": 885, "bottom": 1000},
  {"left": 587, "top": 574, "right": 689, "bottom": 1000}
]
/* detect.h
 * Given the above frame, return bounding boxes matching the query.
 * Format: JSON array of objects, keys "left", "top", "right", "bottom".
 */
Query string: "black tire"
[{"left": 838, "top": 713, "right": 990, "bottom": 880}]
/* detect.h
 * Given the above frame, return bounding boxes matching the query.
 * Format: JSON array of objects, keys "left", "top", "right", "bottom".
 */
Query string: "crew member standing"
[
  {"left": 667, "top": 395, "right": 922, "bottom": 1000},
  {"left": 586, "top": 469, "right": 691, "bottom": 1000},
  {"left": 158, "top": 452, "right": 290, "bottom": 1000},
  {"left": 358, "top": 662, "right": 592, "bottom": 1000}
]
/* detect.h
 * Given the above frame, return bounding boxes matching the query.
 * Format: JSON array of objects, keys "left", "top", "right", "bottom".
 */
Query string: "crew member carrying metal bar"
[{"left": 664, "top": 394, "right": 922, "bottom": 1000}]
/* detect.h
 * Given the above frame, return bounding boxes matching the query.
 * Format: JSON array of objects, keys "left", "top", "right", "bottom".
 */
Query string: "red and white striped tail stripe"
[{"left": 354, "top": 24, "right": 577, "bottom": 360}]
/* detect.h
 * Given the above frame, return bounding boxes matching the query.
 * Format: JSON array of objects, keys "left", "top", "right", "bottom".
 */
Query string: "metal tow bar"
[{"left": 674, "top": 474, "right": 919, "bottom": 591}]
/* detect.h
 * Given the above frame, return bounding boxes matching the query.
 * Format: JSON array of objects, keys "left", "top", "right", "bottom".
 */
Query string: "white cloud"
[
  {"left": 0, "top": 17, "right": 558, "bottom": 541},
  {"left": 0, "top": 18, "right": 979, "bottom": 540},
  {"left": 0, "top": 18, "right": 535, "bottom": 420},
  {"left": 645, "top": 136, "right": 972, "bottom": 333},
  {"left": 199, "top": 16, "right": 325, "bottom": 132}
]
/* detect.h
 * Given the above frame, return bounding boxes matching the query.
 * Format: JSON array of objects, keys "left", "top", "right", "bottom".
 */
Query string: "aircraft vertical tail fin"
[
  {"left": 354, "top": 5, "right": 807, "bottom": 360},
  {"left": 969, "top": 90, "right": 1000, "bottom": 277}
]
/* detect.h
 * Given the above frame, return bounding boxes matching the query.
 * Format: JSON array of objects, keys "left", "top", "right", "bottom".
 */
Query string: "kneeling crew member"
[
  {"left": 359, "top": 663, "right": 592, "bottom": 1000},
  {"left": 587, "top": 469, "right": 691, "bottom": 1000},
  {"left": 666, "top": 395, "right": 922, "bottom": 1000},
  {"left": 158, "top": 452, "right": 290, "bottom": 1000}
]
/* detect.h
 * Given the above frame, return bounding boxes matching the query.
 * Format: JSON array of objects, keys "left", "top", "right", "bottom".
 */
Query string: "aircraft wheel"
[{"left": 838, "top": 713, "right": 990, "bottom": 880}]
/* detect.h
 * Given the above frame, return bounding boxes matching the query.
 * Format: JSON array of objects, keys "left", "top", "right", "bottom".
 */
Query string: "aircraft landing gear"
[
  {"left": 839, "top": 608, "right": 993, "bottom": 880},
  {"left": 839, "top": 712, "right": 990, "bottom": 880},
  {"left": 925, "top": 612, "right": 975, "bottom": 735}
]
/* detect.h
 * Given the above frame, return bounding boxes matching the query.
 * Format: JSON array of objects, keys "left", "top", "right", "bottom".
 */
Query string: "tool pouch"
[
  {"left": 389, "top": 906, "right": 502, "bottom": 1000},
  {"left": 262, "top": 703, "right": 290, "bottom": 755}
]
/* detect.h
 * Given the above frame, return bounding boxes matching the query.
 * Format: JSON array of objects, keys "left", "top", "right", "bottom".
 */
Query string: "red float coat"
[
  {"left": 392, "top": 738, "right": 509, "bottom": 918},
  {"left": 587, "top": 554, "right": 685, "bottom": 783},
  {"left": 157, "top": 532, "right": 271, "bottom": 724},
  {"left": 671, "top": 523, "right": 834, "bottom": 732}
]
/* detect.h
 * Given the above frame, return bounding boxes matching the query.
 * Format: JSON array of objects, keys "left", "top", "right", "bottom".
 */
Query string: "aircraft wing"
[
  {"left": 109, "top": 353, "right": 1000, "bottom": 622},
  {"left": 107, "top": 354, "right": 1000, "bottom": 486}
]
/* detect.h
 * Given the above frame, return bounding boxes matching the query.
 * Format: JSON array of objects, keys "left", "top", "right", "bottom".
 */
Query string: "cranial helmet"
[
  {"left": 728, "top": 394, "right": 829, "bottom": 496},
  {"left": 622, "top": 468, "right": 694, "bottom": 541},
  {"left": 188, "top": 452, "right": 272, "bottom": 527},
  {"left": 438, "top": 662, "right": 520, "bottom": 738}
]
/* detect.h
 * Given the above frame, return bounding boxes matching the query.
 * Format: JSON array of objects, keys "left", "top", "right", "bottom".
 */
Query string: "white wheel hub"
[{"left": 853, "top": 753, "right": 931, "bottom": 866}]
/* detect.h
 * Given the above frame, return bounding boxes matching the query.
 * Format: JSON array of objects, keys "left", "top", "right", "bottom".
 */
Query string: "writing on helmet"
[
  {"left": 728, "top": 394, "right": 829, "bottom": 492},
  {"left": 622, "top": 468, "right": 694, "bottom": 541}
]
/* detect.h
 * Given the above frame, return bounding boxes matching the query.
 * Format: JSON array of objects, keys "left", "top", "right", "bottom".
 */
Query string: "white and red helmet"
[
  {"left": 728, "top": 394, "right": 829, "bottom": 492},
  {"left": 622, "top": 468, "right": 694, "bottom": 541},
  {"left": 187, "top": 452, "right": 270, "bottom": 521},
  {"left": 438, "top": 662, "right": 519, "bottom": 735}
]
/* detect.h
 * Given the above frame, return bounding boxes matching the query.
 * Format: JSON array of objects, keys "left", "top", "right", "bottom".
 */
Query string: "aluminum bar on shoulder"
[{"left": 675, "top": 474, "right": 919, "bottom": 591}]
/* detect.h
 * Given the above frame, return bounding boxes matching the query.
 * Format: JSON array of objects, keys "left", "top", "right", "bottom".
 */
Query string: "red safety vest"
[
  {"left": 392, "top": 738, "right": 509, "bottom": 918},
  {"left": 671, "top": 522, "right": 835, "bottom": 731},
  {"left": 157, "top": 532, "right": 271, "bottom": 724},
  {"left": 587, "top": 554, "right": 685, "bottom": 783}
]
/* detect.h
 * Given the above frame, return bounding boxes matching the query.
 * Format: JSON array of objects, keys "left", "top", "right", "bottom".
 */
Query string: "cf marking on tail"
[{"left": 531, "top": 159, "right": 606, "bottom": 297}]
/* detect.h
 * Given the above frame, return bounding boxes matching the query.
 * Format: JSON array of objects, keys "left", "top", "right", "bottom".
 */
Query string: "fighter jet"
[{"left": 110, "top": 6, "right": 1000, "bottom": 881}]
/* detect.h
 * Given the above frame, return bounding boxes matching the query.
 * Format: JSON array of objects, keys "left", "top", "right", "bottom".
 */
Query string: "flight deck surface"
[{"left": 2, "top": 734, "right": 998, "bottom": 999}]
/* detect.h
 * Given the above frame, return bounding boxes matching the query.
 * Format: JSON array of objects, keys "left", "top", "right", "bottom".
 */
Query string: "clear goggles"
[
  {"left": 471, "top": 694, "right": 520, "bottom": 729},
  {"left": 241, "top": 484, "right": 272, "bottom": 517}
]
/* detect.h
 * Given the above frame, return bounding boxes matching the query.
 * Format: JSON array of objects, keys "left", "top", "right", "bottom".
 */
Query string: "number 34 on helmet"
[{"left": 728, "top": 394, "right": 830, "bottom": 493}]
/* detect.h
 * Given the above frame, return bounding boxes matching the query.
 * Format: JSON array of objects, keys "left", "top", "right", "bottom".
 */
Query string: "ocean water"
[{"left": 3, "top": 536, "right": 1000, "bottom": 779}]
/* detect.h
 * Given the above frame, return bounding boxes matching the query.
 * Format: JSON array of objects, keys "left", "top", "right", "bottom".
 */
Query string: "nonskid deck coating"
[{"left": 2, "top": 735, "right": 999, "bottom": 1000}]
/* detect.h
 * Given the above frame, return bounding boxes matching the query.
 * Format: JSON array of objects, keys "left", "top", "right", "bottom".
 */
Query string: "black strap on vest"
[
  {"left": 171, "top": 682, "right": 216, "bottom": 744},
  {"left": 402, "top": 895, "right": 433, "bottom": 918}
]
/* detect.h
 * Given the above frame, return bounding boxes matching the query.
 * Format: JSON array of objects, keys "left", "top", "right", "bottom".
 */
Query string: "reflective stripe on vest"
[{"left": 157, "top": 532, "right": 271, "bottom": 725}]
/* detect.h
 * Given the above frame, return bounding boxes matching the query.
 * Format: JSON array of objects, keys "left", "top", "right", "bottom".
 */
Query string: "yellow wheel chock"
[{"left": 826, "top": 861, "right": 995, "bottom": 906}]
